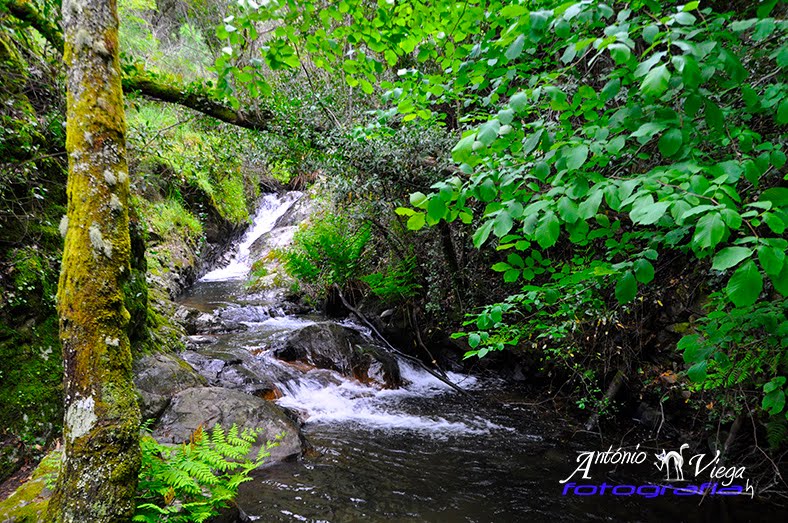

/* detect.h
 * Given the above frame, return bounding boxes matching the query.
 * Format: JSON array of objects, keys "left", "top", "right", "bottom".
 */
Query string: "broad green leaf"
[
  {"left": 410, "top": 192, "right": 428, "bottom": 208},
  {"left": 725, "top": 260, "right": 763, "bottom": 307},
  {"left": 407, "top": 213, "right": 426, "bottom": 230},
  {"left": 712, "top": 247, "right": 753, "bottom": 271},
  {"left": 451, "top": 134, "right": 476, "bottom": 164},
  {"left": 505, "top": 34, "right": 525, "bottom": 60},
  {"left": 639, "top": 64, "right": 670, "bottom": 97},
  {"left": 427, "top": 196, "right": 446, "bottom": 221},
  {"left": 535, "top": 212, "right": 560, "bottom": 249},
  {"left": 608, "top": 43, "right": 631, "bottom": 64},
  {"left": 509, "top": 92, "right": 528, "bottom": 112},
  {"left": 477, "top": 119, "right": 501, "bottom": 146},
  {"left": 522, "top": 129, "right": 543, "bottom": 155},
  {"left": 705, "top": 99, "right": 724, "bottom": 131},
  {"left": 491, "top": 262, "right": 511, "bottom": 272},
  {"left": 759, "top": 187, "right": 788, "bottom": 207},
  {"left": 503, "top": 269, "right": 520, "bottom": 283},
  {"left": 634, "top": 259, "right": 655, "bottom": 284},
  {"left": 473, "top": 220, "right": 494, "bottom": 248},
  {"left": 762, "top": 389, "right": 786, "bottom": 415},
  {"left": 630, "top": 199, "right": 669, "bottom": 225},
  {"left": 478, "top": 179, "right": 497, "bottom": 202},
  {"left": 778, "top": 99, "right": 788, "bottom": 124},
  {"left": 764, "top": 213, "right": 785, "bottom": 235},
  {"left": 615, "top": 271, "right": 637, "bottom": 304},
  {"left": 773, "top": 263, "right": 788, "bottom": 296},
  {"left": 557, "top": 197, "right": 580, "bottom": 223},
  {"left": 579, "top": 190, "right": 603, "bottom": 219},
  {"left": 758, "top": 246, "right": 785, "bottom": 276},
  {"left": 658, "top": 128, "right": 683, "bottom": 157},
  {"left": 565, "top": 144, "right": 589, "bottom": 170},
  {"left": 687, "top": 361, "right": 708, "bottom": 383},
  {"left": 493, "top": 211, "right": 514, "bottom": 237},
  {"left": 692, "top": 213, "right": 726, "bottom": 250}
]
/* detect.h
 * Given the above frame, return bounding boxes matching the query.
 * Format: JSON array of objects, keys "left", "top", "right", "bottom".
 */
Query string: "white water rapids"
[
  {"left": 201, "top": 192, "right": 302, "bottom": 282},
  {"left": 191, "top": 192, "right": 510, "bottom": 437}
]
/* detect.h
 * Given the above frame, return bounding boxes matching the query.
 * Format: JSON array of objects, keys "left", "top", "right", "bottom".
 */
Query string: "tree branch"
[
  {"left": 121, "top": 74, "right": 273, "bottom": 131},
  {"left": 4, "top": 0, "right": 273, "bottom": 131}
]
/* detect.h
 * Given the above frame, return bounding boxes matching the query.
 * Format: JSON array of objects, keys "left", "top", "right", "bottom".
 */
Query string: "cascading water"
[
  {"left": 180, "top": 192, "right": 776, "bottom": 522},
  {"left": 201, "top": 192, "right": 302, "bottom": 282}
]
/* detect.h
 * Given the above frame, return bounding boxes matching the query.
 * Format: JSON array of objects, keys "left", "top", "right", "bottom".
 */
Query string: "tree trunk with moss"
[{"left": 45, "top": 0, "right": 141, "bottom": 521}]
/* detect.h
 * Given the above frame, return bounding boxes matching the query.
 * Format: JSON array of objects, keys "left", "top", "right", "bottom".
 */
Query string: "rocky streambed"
[{"left": 129, "top": 192, "right": 783, "bottom": 522}]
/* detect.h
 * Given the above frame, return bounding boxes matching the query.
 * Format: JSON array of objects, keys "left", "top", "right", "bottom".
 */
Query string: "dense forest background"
[{"left": 0, "top": 0, "right": 787, "bottom": 517}]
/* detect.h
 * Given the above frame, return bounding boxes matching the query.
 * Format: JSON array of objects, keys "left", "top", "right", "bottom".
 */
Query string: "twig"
[{"left": 331, "top": 284, "right": 474, "bottom": 399}]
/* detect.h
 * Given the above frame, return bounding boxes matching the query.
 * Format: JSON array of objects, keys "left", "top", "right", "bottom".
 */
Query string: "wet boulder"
[
  {"left": 276, "top": 323, "right": 401, "bottom": 388},
  {"left": 177, "top": 307, "right": 250, "bottom": 335},
  {"left": 181, "top": 346, "right": 293, "bottom": 399},
  {"left": 152, "top": 387, "right": 302, "bottom": 465},
  {"left": 133, "top": 353, "right": 206, "bottom": 420}
]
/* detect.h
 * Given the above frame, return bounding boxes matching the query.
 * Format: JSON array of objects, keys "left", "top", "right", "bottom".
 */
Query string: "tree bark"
[{"left": 45, "top": 0, "right": 141, "bottom": 521}]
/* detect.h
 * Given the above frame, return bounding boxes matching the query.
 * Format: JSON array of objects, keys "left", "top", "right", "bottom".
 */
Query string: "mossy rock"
[{"left": 0, "top": 451, "right": 61, "bottom": 522}]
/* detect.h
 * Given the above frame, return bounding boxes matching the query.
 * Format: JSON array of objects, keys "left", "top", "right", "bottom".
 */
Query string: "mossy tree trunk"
[{"left": 46, "top": 0, "right": 141, "bottom": 521}]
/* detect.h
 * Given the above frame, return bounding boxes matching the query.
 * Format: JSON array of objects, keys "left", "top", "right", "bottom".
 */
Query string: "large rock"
[
  {"left": 181, "top": 346, "right": 295, "bottom": 399},
  {"left": 276, "top": 323, "right": 401, "bottom": 388},
  {"left": 152, "top": 387, "right": 302, "bottom": 464},
  {"left": 273, "top": 193, "right": 314, "bottom": 228},
  {"left": 133, "top": 353, "right": 206, "bottom": 420},
  {"left": 177, "top": 307, "right": 250, "bottom": 335}
]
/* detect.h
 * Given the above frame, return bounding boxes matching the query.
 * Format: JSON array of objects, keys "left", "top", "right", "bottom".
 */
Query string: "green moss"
[
  {"left": 216, "top": 174, "right": 249, "bottom": 224},
  {"left": 0, "top": 450, "right": 61, "bottom": 523},
  {"left": 143, "top": 198, "right": 203, "bottom": 242},
  {"left": 0, "top": 316, "right": 63, "bottom": 451}
]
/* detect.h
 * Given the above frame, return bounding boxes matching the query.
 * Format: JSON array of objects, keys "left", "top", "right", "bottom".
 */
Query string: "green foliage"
[
  {"left": 127, "top": 102, "right": 259, "bottom": 228},
  {"left": 362, "top": 256, "right": 421, "bottom": 303},
  {"left": 281, "top": 214, "right": 371, "bottom": 293},
  {"left": 145, "top": 199, "right": 203, "bottom": 242},
  {"left": 217, "top": 0, "right": 788, "bottom": 426},
  {"left": 134, "top": 424, "right": 280, "bottom": 523}
]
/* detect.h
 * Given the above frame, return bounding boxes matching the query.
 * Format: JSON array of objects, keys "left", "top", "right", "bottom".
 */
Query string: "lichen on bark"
[{"left": 45, "top": 0, "right": 141, "bottom": 521}]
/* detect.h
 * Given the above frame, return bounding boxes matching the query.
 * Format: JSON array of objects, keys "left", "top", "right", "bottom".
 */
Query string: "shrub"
[{"left": 281, "top": 214, "right": 371, "bottom": 293}]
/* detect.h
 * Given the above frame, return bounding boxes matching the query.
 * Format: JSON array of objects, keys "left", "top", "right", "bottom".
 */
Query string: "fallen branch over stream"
[{"left": 331, "top": 284, "right": 474, "bottom": 400}]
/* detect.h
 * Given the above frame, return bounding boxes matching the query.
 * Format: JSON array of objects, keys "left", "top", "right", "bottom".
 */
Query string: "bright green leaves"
[
  {"left": 712, "top": 247, "right": 753, "bottom": 271},
  {"left": 406, "top": 213, "right": 425, "bottom": 230},
  {"left": 608, "top": 43, "right": 631, "bottom": 65},
  {"left": 726, "top": 260, "right": 763, "bottom": 307},
  {"left": 472, "top": 219, "right": 495, "bottom": 248},
  {"left": 758, "top": 245, "right": 785, "bottom": 277},
  {"left": 630, "top": 196, "right": 669, "bottom": 225},
  {"left": 760, "top": 187, "right": 788, "bottom": 207},
  {"left": 633, "top": 259, "right": 655, "bottom": 284},
  {"left": 564, "top": 144, "right": 589, "bottom": 171},
  {"left": 658, "top": 128, "right": 683, "bottom": 157},
  {"left": 451, "top": 133, "right": 477, "bottom": 164},
  {"left": 509, "top": 91, "right": 528, "bottom": 112},
  {"left": 615, "top": 270, "right": 637, "bottom": 304},
  {"left": 476, "top": 119, "right": 501, "bottom": 146},
  {"left": 505, "top": 34, "right": 525, "bottom": 61},
  {"left": 692, "top": 212, "right": 727, "bottom": 252},
  {"left": 763, "top": 377, "right": 786, "bottom": 416},
  {"left": 640, "top": 64, "right": 671, "bottom": 98},
  {"left": 535, "top": 211, "right": 560, "bottom": 249}
]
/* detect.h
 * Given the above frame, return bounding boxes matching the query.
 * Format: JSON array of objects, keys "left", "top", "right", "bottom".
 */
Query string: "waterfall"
[{"left": 200, "top": 192, "right": 301, "bottom": 282}]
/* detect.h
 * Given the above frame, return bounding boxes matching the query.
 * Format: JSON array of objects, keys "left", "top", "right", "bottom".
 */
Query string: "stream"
[{"left": 178, "top": 193, "right": 780, "bottom": 523}]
